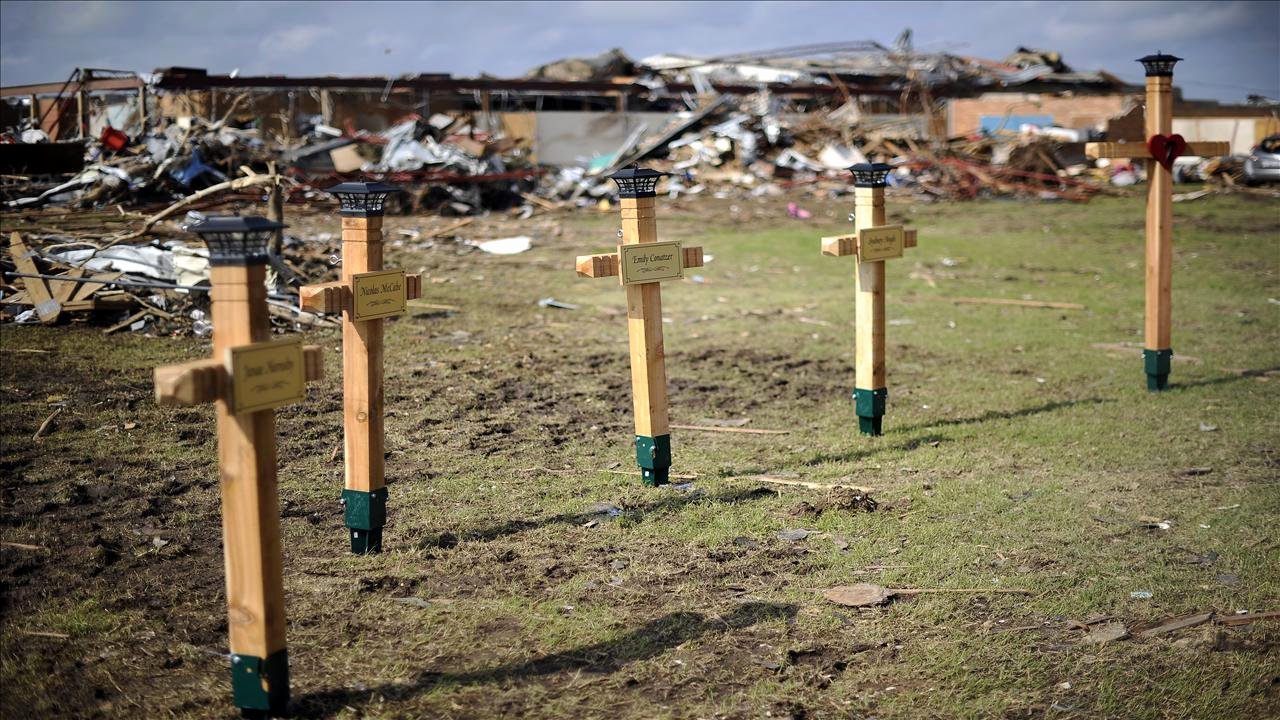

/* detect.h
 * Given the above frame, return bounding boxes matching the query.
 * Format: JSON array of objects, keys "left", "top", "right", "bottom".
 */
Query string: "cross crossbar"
[
  {"left": 821, "top": 228, "right": 918, "bottom": 257},
  {"left": 575, "top": 246, "right": 704, "bottom": 279},
  {"left": 1085, "top": 141, "right": 1231, "bottom": 160},
  {"left": 299, "top": 275, "right": 421, "bottom": 314},
  {"left": 155, "top": 345, "right": 324, "bottom": 406}
]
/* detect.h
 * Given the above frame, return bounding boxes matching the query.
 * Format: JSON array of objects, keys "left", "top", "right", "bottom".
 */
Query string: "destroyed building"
[
  {"left": 2, "top": 40, "right": 1276, "bottom": 337},
  {"left": 3, "top": 41, "right": 1275, "bottom": 211}
]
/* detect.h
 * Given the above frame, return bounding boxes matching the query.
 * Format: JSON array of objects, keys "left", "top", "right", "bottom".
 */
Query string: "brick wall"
[{"left": 947, "top": 92, "right": 1141, "bottom": 137}]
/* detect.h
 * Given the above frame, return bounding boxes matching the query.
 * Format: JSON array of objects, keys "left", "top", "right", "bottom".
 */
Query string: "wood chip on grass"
[{"left": 824, "top": 583, "right": 1031, "bottom": 608}]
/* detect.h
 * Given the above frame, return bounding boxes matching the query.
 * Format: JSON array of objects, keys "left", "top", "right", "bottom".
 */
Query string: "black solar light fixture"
[
  {"left": 1137, "top": 52, "right": 1181, "bottom": 77},
  {"left": 188, "top": 215, "right": 286, "bottom": 266},
  {"left": 608, "top": 166, "right": 666, "bottom": 198},
  {"left": 850, "top": 162, "right": 893, "bottom": 188},
  {"left": 327, "top": 181, "right": 401, "bottom": 217}
]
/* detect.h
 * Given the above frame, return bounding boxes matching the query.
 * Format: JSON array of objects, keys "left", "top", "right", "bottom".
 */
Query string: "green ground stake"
[
  {"left": 1144, "top": 348, "right": 1173, "bottom": 391},
  {"left": 854, "top": 387, "right": 888, "bottom": 436},
  {"left": 230, "top": 648, "right": 289, "bottom": 717},
  {"left": 635, "top": 434, "right": 672, "bottom": 486},
  {"left": 342, "top": 487, "right": 388, "bottom": 554}
]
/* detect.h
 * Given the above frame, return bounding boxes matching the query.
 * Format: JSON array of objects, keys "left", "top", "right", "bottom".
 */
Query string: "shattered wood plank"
[
  {"left": 936, "top": 296, "right": 1085, "bottom": 310},
  {"left": 7, "top": 232, "right": 60, "bottom": 323},
  {"left": 670, "top": 424, "right": 789, "bottom": 435},
  {"left": 429, "top": 217, "right": 474, "bottom": 238},
  {"left": 33, "top": 407, "right": 63, "bottom": 440},
  {"left": 102, "top": 309, "right": 150, "bottom": 334},
  {"left": 602, "top": 469, "right": 699, "bottom": 481},
  {"left": 50, "top": 268, "right": 85, "bottom": 304},
  {"left": 71, "top": 273, "right": 123, "bottom": 303},
  {"left": 742, "top": 475, "right": 873, "bottom": 493},
  {"left": 1217, "top": 611, "right": 1279, "bottom": 626},
  {"left": 1137, "top": 611, "right": 1214, "bottom": 638}
]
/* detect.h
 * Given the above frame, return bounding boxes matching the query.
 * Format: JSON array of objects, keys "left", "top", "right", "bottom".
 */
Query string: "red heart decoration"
[{"left": 1147, "top": 133, "right": 1188, "bottom": 171}]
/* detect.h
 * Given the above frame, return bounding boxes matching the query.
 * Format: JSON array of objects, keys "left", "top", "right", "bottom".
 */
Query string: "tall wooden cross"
[
  {"left": 820, "top": 163, "right": 919, "bottom": 435},
  {"left": 575, "top": 167, "right": 704, "bottom": 485},
  {"left": 153, "top": 215, "right": 324, "bottom": 717},
  {"left": 299, "top": 182, "right": 421, "bottom": 554},
  {"left": 1086, "top": 53, "right": 1230, "bottom": 391}
]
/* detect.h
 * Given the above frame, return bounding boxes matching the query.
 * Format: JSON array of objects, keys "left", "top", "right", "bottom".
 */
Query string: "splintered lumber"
[
  {"left": 1218, "top": 611, "right": 1279, "bottom": 627},
  {"left": 7, "top": 232, "right": 60, "bottom": 323},
  {"left": 50, "top": 268, "right": 85, "bottom": 304},
  {"left": 741, "top": 475, "right": 872, "bottom": 493},
  {"left": 103, "top": 309, "right": 151, "bottom": 334},
  {"left": 935, "top": 295, "right": 1085, "bottom": 310},
  {"left": 824, "top": 583, "right": 1031, "bottom": 607},
  {"left": 670, "top": 424, "right": 789, "bottom": 435},
  {"left": 114, "top": 174, "right": 284, "bottom": 244},
  {"left": 428, "top": 217, "right": 475, "bottom": 238},
  {"left": 602, "top": 469, "right": 699, "bottom": 481}
]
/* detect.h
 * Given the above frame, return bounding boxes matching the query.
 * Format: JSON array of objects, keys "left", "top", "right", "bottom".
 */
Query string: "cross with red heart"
[{"left": 1147, "top": 133, "right": 1188, "bottom": 171}]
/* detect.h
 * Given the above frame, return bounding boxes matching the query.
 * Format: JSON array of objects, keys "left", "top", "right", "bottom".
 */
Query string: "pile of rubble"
[
  {"left": 1, "top": 212, "right": 343, "bottom": 335},
  {"left": 5, "top": 40, "right": 1225, "bottom": 219}
]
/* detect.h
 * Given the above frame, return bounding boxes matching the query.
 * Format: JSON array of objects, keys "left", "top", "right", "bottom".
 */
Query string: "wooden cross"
[
  {"left": 820, "top": 163, "right": 919, "bottom": 436},
  {"left": 299, "top": 183, "right": 421, "bottom": 554},
  {"left": 575, "top": 167, "right": 703, "bottom": 485},
  {"left": 1085, "top": 53, "right": 1230, "bottom": 391},
  {"left": 153, "top": 216, "right": 323, "bottom": 717}
]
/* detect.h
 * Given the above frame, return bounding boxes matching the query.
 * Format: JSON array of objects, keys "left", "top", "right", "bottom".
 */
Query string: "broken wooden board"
[{"left": 7, "top": 232, "right": 60, "bottom": 324}]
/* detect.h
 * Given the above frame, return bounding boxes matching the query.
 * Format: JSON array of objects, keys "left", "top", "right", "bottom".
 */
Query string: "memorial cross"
[
  {"left": 820, "top": 163, "right": 919, "bottom": 436},
  {"left": 299, "top": 182, "right": 421, "bottom": 553},
  {"left": 153, "top": 215, "right": 324, "bottom": 717},
  {"left": 1085, "top": 53, "right": 1230, "bottom": 390},
  {"left": 574, "top": 167, "right": 704, "bottom": 485}
]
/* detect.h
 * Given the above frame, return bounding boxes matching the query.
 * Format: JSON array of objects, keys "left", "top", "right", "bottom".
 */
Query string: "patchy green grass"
[{"left": 2, "top": 191, "right": 1278, "bottom": 719}]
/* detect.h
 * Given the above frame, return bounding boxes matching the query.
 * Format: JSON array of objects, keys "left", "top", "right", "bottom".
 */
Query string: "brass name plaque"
[
  {"left": 227, "top": 338, "right": 305, "bottom": 414},
  {"left": 858, "top": 225, "right": 905, "bottom": 261},
  {"left": 618, "top": 241, "right": 683, "bottom": 285},
  {"left": 352, "top": 269, "right": 407, "bottom": 320}
]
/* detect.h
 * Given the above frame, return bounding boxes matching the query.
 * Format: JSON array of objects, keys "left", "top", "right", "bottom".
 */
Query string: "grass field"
[{"left": 2, "top": 190, "right": 1278, "bottom": 719}]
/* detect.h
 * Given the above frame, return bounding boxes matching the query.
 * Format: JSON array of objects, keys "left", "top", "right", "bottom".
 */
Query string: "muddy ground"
[{"left": 2, "top": 191, "right": 1278, "bottom": 719}]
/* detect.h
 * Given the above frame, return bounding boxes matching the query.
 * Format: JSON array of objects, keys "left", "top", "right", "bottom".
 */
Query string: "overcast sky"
[{"left": 1, "top": 1, "right": 1276, "bottom": 103}]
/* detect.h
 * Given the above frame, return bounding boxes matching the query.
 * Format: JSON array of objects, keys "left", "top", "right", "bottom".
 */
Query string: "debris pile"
[
  {"left": 535, "top": 90, "right": 1115, "bottom": 204},
  {"left": 1, "top": 219, "right": 341, "bottom": 336},
  {"left": 4, "top": 39, "right": 1213, "bottom": 216}
]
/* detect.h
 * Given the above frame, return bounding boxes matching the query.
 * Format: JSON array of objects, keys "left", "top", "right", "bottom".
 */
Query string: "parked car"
[{"left": 1244, "top": 134, "right": 1280, "bottom": 184}]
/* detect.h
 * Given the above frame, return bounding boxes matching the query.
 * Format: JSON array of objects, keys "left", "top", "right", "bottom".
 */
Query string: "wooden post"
[
  {"left": 267, "top": 174, "right": 285, "bottom": 259},
  {"left": 138, "top": 83, "right": 148, "bottom": 132},
  {"left": 1085, "top": 54, "right": 1229, "bottom": 390},
  {"left": 820, "top": 164, "right": 919, "bottom": 435},
  {"left": 574, "top": 167, "right": 704, "bottom": 485},
  {"left": 624, "top": 195, "right": 670, "bottom": 484},
  {"left": 854, "top": 183, "right": 887, "bottom": 435},
  {"left": 319, "top": 89, "right": 334, "bottom": 125},
  {"left": 479, "top": 90, "right": 491, "bottom": 134},
  {"left": 153, "top": 215, "right": 324, "bottom": 717},
  {"left": 1144, "top": 69, "right": 1174, "bottom": 391},
  {"left": 210, "top": 260, "right": 289, "bottom": 714},
  {"left": 300, "top": 183, "right": 421, "bottom": 553},
  {"left": 341, "top": 214, "right": 385, "bottom": 552},
  {"left": 76, "top": 74, "right": 86, "bottom": 140}
]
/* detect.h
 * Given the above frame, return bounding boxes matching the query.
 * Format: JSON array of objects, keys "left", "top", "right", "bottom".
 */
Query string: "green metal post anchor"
[
  {"left": 854, "top": 387, "right": 887, "bottom": 436},
  {"left": 230, "top": 648, "right": 289, "bottom": 718},
  {"left": 1143, "top": 348, "right": 1173, "bottom": 391},
  {"left": 342, "top": 487, "right": 388, "bottom": 554},
  {"left": 635, "top": 434, "right": 671, "bottom": 486}
]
